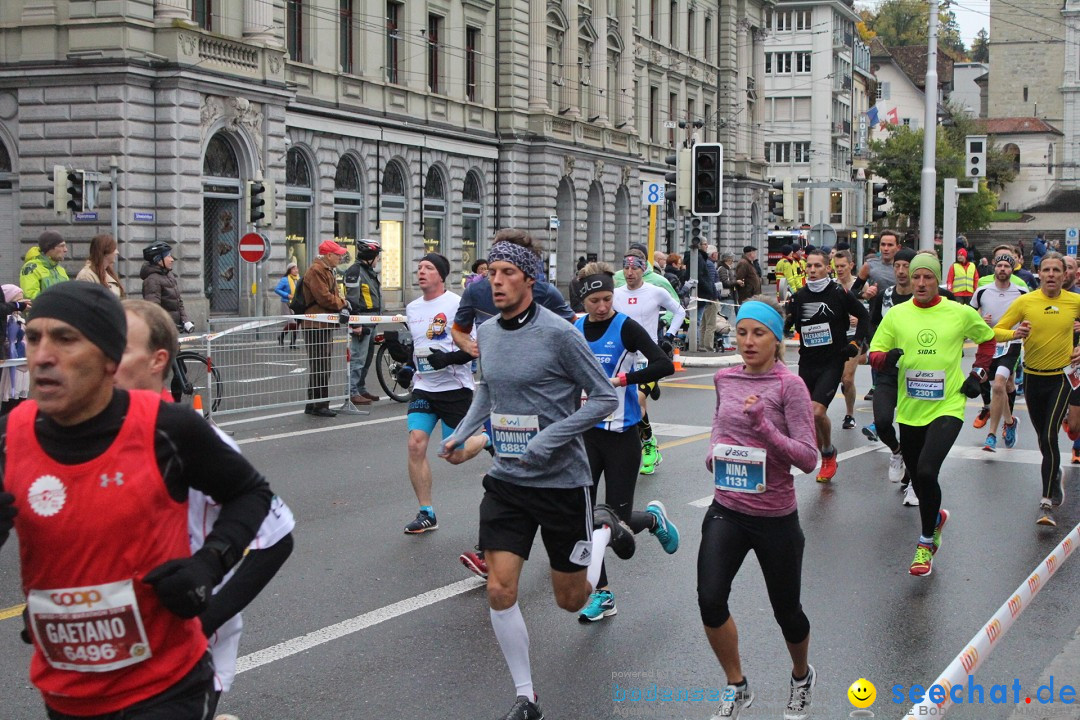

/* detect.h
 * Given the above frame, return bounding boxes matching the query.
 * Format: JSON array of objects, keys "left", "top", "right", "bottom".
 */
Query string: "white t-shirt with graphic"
[{"left": 407, "top": 290, "right": 476, "bottom": 393}]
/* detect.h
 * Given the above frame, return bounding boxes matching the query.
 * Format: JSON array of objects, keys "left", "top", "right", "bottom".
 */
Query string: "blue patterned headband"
[{"left": 488, "top": 241, "right": 540, "bottom": 279}]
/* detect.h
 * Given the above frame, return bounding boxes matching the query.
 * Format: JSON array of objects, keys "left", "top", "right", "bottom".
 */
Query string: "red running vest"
[{"left": 7, "top": 390, "right": 207, "bottom": 715}]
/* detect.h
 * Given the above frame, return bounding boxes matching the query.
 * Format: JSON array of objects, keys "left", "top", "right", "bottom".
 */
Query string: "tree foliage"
[
  {"left": 865, "top": 0, "right": 966, "bottom": 55},
  {"left": 970, "top": 28, "right": 989, "bottom": 63}
]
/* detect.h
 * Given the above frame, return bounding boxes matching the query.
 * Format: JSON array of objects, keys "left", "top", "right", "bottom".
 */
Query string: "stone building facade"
[
  {"left": 0, "top": 0, "right": 770, "bottom": 316},
  {"left": 988, "top": 0, "right": 1065, "bottom": 125}
]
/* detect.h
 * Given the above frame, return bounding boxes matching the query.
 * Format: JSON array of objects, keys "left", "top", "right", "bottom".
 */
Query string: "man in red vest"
[{"left": 0, "top": 282, "right": 272, "bottom": 720}]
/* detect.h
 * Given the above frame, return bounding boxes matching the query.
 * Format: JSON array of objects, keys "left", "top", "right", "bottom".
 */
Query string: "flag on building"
[
  {"left": 866, "top": 106, "right": 880, "bottom": 126},
  {"left": 886, "top": 107, "right": 900, "bottom": 125}
]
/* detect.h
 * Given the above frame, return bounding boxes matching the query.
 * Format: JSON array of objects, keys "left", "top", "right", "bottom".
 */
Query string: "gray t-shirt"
[
  {"left": 446, "top": 304, "right": 618, "bottom": 489},
  {"left": 865, "top": 255, "right": 896, "bottom": 292}
]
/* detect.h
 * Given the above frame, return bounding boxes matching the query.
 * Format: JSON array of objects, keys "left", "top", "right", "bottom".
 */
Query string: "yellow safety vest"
[{"left": 951, "top": 263, "right": 976, "bottom": 294}]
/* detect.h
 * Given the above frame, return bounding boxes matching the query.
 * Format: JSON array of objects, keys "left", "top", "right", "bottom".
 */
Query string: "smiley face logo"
[{"left": 848, "top": 678, "right": 876, "bottom": 709}]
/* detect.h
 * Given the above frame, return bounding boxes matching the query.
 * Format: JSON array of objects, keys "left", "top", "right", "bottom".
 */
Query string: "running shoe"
[
  {"left": 903, "top": 483, "right": 919, "bottom": 507},
  {"left": 983, "top": 433, "right": 997, "bottom": 452},
  {"left": 1016, "top": 383, "right": 1024, "bottom": 396},
  {"left": 1050, "top": 471, "right": 1065, "bottom": 507},
  {"left": 888, "top": 451, "right": 906, "bottom": 482},
  {"left": 973, "top": 406, "right": 991, "bottom": 429},
  {"left": 404, "top": 510, "right": 438, "bottom": 534},
  {"left": 816, "top": 448, "right": 837, "bottom": 483},
  {"left": 861, "top": 423, "right": 878, "bottom": 442},
  {"left": 785, "top": 665, "right": 816, "bottom": 720},
  {"left": 500, "top": 695, "right": 544, "bottom": 720},
  {"left": 932, "top": 509, "right": 949, "bottom": 554},
  {"left": 909, "top": 543, "right": 934, "bottom": 576},
  {"left": 640, "top": 438, "right": 661, "bottom": 475},
  {"left": 1003, "top": 417, "right": 1019, "bottom": 448},
  {"left": 578, "top": 589, "right": 617, "bottom": 623},
  {"left": 864, "top": 388, "right": 875, "bottom": 401},
  {"left": 842, "top": 415, "right": 856, "bottom": 430},
  {"left": 460, "top": 548, "right": 488, "bottom": 578},
  {"left": 711, "top": 682, "right": 754, "bottom": 720},
  {"left": 646, "top": 500, "right": 680, "bottom": 554},
  {"left": 1037, "top": 501, "right": 1057, "bottom": 527},
  {"left": 1073, "top": 448, "right": 1080, "bottom": 465},
  {"left": 593, "top": 503, "right": 636, "bottom": 559}
]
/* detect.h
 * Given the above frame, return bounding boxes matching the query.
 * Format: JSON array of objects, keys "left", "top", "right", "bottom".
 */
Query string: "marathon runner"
[
  {"left": 573, "top": 263, "right": 678, "bottom": 623},
  {"left": 1064, "top": 255, "right": 1080, "bottom": 465},
  {"left": 830, "top": 249, "right": 866, "bottom": 431},
  {"left": 969, "top": 252, "right": 1027, "bottom": 452},
  {"left": 115, "top": 299, "right": 295, "bottom": 712},
  {"left": 0, "top": 282, "right": 272, "bottom": 718},
  {"left": 400, "top": 253, "right": 489, "bottom": 534},
  {"left": 991, "top": 252, "right": 1080, "bottom": 527},
  {"left": 869, "top": 253, "right": 996, "bottom": 576},
  {"left": 857, "top": 230, "right": 901, "bottom": 406},
  {"left": 441, "top": 235, "right": 634, "bottom": 720},
  {"left": 785, "top": 248, "right": 869, "bottom": 483},
  {"left": 699, "top": 298, "right": 820, "bottom": 720},
  {"left": 613, "top": 248, "right": 686, "bottom": 475}
]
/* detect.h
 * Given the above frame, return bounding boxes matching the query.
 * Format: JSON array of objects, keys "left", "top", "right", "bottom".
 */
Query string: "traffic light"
[
  {"left": 965, "top": 135, "right": 987, "bottom": 178},
  {"left": 50, "top": 165, "right": 70, "bottom": 215},
  {"left": 691, "top": 142, "right": 723, "bottom": 216},
  {"left": 66, "top": 170, "right": 85, "bottom": 213},
  {"left": 868, "top": 182, "right": 888, "bottom": 222},
  {"left": 665, "top": 148, "right": 691, "bottom": 210},
  {"left": 690, "top": 216, "right": 703, "bottom": 248},
  {"left": 247, "top": 180, "right": 266, "bottom": 225},
  {"left": 768, "top": 178, "right": 793, "bottom": 222}
]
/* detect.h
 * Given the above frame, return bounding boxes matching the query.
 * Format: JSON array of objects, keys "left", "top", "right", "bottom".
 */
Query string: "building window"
[
  {"left": 668, "top": 91, "right": 677, "bottom": 146},
  {"left": 466, "top": 26, "right": 480, "bottom": 102},
  {"left": 796, "top": 10, "right": 811, "bottom": 31},
  {"left": 902, "top": 118, "right": 911, "bottom": 126},
  {"left": 607, "top": 48, "right": 619, "bottom": 120},
  {"left": 776, "top": 11, "right": 791, "bottom": 32},
  {"left": 669, "top": 1, "right": 678, "bottom": 46},
  {"left": 796, "top": 52, "right": 811, "bottom": 73},
  {"left": 287, "top": 0, "right": 302, "bottom": 62},
  {"left": 379, "top": 161, "right": 407, "bottom": 290},
  {"left": 687, "top": 9, "right": 695, "bottom": 55},
  {"left": 703, "top": 103, "right": 712, "bottom": 140},
  {"left": 650, "top": 86, "right": 659, "bottom": 141},
  {"left": 386, "top": 2, "right": 401, "bottom": 84},
  {"left": 1023, "top": 86, "right": 1029, "bottom": 102},
  {"left": 830, "top": 191, "right": 843, "bottom": 225},
  {"left": 1003, "top": 143, "right": 1020, "bottom": 174},
  {"left": 765, "top": 9, "right": 772, "bottom": 31},
  {"left": 651, "top": 0, "right": 659, "bottom": 38},
  {"left": 193, "top": 0, "right": 212, "bottom": 30},
  {"left": 687, "top": 98, "right": 696, "bottom": 127},
  {"left": 704, "top": 17, "right": 713, "bottom": 62},
  {"left": 427, "top": 14, "right": 443, "bottom": 93},
  {"left": 1049, "top": 144, "right": 1055, "bottom": 174},
  {"left": 334, "top": 157, "right": 363, "bottom": 274},
  {"left": 340, "top": 0, "right": 353, "bottom": 73},
  {"left": 769, "top": 142, "right": 791, "bottom": 163},
  {"left": 771, "top": 52, "right": 792, "bottom": 74},
  {"left": 423, "top": 166, "right": 446, "bottom": 260},
  {"left": 462, "top": 171, "right": 484, "bottom": 275},
  {"left": 794, "top": 142, "right": 811, "bottom": 163},
  {"left": 765, "top": 53, "right": 771, "bottom": 74},
  {"left": 286, "top": 148, "right": 314, "bottom": 273}
]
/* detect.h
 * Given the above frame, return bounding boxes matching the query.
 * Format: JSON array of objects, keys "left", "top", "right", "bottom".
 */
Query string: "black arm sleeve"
[
  {"left": 155, "top": 403, "right": 272, "bottom": 570},
  {"left": 784, "top": 297, "right": 798, "bottom": 334},
  {"left": 200, "top": 533, "right": 294, "bottom": 637},
  {"left": 620, "top": 318, "right": 676, "bottom": 385},
  {"left": 844, "top": 287, "right": 871, "bottom": 344},
  {"left": 427, "top": 348, "right": 475, "bottom": 369},
  {"left": 851, "top": 276, "right": 867, "bottom": 298},
  {"left": 869, "top": 293, "right": 884, "bottom": 327}
]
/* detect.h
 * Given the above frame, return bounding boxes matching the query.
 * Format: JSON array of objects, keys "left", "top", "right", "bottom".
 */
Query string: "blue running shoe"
[
  {"left": 983, "top": 433, "right": 997, "bottom": 452},
  {"left": 646, "top": 500, "right": 680, "bottom": 554},
  {"left": 1003, "top": 417, "right": 1019, "bottom": 448},
  {"left": 861, "top": 423, "right": 878, "bottom": 442},
  {"left": 578, "top": 589, "right": 617, "bottom": 623}
]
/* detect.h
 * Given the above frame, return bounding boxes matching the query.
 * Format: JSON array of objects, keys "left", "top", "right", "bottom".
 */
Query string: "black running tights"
[
  {"left": 1025, "top": 373, "right": 1071, "bottom": 498},
  {"left": 585, "top": 427, "right": 654, "bottom": 589},
  {"left": 872, "top": 372, "right": 901, "bottom": 454},
  {"left": 899, "top": 416, "right": 962, "bottom": 538}
]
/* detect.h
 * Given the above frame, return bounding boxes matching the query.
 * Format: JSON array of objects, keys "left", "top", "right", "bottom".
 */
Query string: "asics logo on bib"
[
  {"left": 911, "top": 370, "right": 940, "bottom": 379},
  {"left": 724, "top": 447, "right": 751, "bottom": 458},
  {"left": 917, "top": 329, "right": 938, "bottom": 347},
  {"left": 50, "top": 590, "right": 103, "bottom": 607}
]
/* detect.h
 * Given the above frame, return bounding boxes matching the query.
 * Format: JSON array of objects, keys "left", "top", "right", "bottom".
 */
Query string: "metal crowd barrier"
[{"left": 201, "top": 313, "right": 407, "bottom": 419}]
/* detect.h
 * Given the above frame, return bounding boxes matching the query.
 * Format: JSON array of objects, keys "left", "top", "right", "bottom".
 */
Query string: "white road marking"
[
  {"left": 235, "top": 577, "right": 484, "bottom": 675},
  {"left": 651, "top": 422, "right": 712, "bottom": 438},
  {"left": 235, "top": 415, "right": 405, "bottom": 444}
]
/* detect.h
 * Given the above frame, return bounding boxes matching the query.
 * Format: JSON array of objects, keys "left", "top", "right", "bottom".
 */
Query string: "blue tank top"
[{"left": 575, "top": 313, "right": 642, "bottom": 432}]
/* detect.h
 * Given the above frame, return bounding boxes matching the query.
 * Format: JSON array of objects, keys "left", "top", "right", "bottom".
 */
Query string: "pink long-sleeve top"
[{"left": 709, "top": 362, "right": 819, "bottom": 517}]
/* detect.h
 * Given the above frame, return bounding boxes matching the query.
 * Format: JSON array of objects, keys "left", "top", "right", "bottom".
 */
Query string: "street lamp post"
[{"left": 919, "top": 0, "right": 940, "bottom": 252}]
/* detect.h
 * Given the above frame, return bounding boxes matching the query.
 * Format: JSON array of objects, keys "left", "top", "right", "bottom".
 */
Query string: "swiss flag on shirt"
[{"left": 628, "top": 297, "right": 638, "bottom": 304}]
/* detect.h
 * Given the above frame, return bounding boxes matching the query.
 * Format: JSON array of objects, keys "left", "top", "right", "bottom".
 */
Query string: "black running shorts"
[
  {"left": 989, "top": 343, "right": 1022, "bottom": 379},
  {"left": 478, "top": 474, "right": 593, "bottom": 573},
  {"left": 798, "top": 358, "right": 845, "bottom": 408},
  {"left": 406, "top": 388, "right": 472, "bottom": 431}
]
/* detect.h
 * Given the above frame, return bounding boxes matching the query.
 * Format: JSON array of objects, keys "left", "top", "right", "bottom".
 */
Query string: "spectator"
[
  {"left": 665, "top": 253, "right": 685, "bottom": 297},
  {"left": 735, "top": 245, "right": 762, "bottom": 303},
  {"left": 946, "top": 248, "right": 979, "bottom": 304},
  {"left": 653, "top": 250, "right": 668, "bottom": 275},
  {"left": 299, "top": 240, "right": 349, "bottom": 417},
  {"left": 0, "top": 284, "right": 29, "bottom": 413},
  {"left": 76, "top": 233, "right": 125, "bottom": 297},
  {"left": 1033, "top": 233, "right": 1047, "bottom": 270},
  {"left": 140, "top": 242, "right": 192, "bottom": 332},
  {"left": 274, "top": 261, "right": 300, "bottom": 348},
  {"left": 682, "top": 242, "right": 719, "bottom": 351},
  {"left": 716, "top": 253, "right": 737, "bottom": 318},
  {"left": 19, "top": 231, "right": 69, "bottom": 300},
  {"left": 976, "top": 255, "right": 991, "bottom": 279},
  {"left": 463, "top": 259, "right": 488, "bottom": 287},
  {"left": 343, "top": 239, "right": 383, "bottom": 406}
]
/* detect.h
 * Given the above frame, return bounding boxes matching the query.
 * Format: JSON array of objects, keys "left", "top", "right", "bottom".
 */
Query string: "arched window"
[
  {"left": 0, "top": 142, "right": 11, "bottom": 190},
  {"left": 203, "top": 134, "right": 240, "bottom": 177},
  {"left": 379, "top": 160, "right": 408, "bottom": 290},
  {"left": 382, "top": 162, "right": 406, "bottom": 196},
  {"left": 202, "top": 133, "right": 243, "bottom": 314},
  {"left": 0, "top": 140, "right": 16, "bottom": 282},
  {"left": 462, "top": 171, "right": 484, "bottom": 273},
  {"left": 1003, "top": 143, "right": 1021, "bottom": 175},
  {"left": 335, "top": 156, "right": 364, "bottom": 271},
  {"left": 286, "top": 147, "right": 314, "bottom": 272},
  {"left": 423, "top": 166, "right": 447, "bottom": 259}
]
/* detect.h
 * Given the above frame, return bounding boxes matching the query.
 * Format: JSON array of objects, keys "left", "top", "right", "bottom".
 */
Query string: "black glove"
[
  {"left": 842, "top": 341, "right": 861, "bottom": 359},
  {"left": 962, "top": 369, "right": 986, "bottom": 398},
  {"left": 659, "top": 335, "right": 675, "bottom": 359},
  {"left": 395, "top": 364, "right": 415, "bottom": 388},
  {"left": 0, "top": 491, "right": 15, "bottom": 550},
  {"left": 383, "top": 330, "right": 414, "bottom": 364},
  {"left": 427, "top": 349, "right": 473, "bottom": 370},
  {"left": 882, "top": 348, "right": 904, "bottom": 372},
  {"left": 143, "top": 547, "right": 225, "bottom": 619}
]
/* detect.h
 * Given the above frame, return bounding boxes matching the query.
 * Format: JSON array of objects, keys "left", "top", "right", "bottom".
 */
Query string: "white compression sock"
[
  {"left": 588, "top": 526, "right": 611, "bottom": 590},
  {"left": 490, "top": 603, "right": 534, "bottom": 700}
]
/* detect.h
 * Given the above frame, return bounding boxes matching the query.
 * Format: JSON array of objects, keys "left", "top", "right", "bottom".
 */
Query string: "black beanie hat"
[
  {"left": 28, "top": 282, "right": 127, "bottom": 363},
  {"left": 38, "top": 231, "right": 65, "bottom": 254},
  {"left": 420, "top": 252, "right": 450, "bottom": 281}
]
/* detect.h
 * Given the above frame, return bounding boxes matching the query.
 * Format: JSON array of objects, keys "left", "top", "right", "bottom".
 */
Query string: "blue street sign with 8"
[{"left": 642, "top": 181, "right": 665, "bottom": 206}]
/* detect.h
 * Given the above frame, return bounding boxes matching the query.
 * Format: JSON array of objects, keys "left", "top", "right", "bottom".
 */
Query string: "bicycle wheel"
[
  {"left": 375, "top": 343, "right": 412, "bottom": 403},
  {"left": 175, "top": 350, "right": 224, "bottom": 413}
]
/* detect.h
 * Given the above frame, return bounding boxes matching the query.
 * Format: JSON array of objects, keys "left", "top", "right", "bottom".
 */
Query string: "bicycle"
[
  {"left": 170, "top": 349, "right": 224, "bottom": 413},
  {"left": 373, "top": 326, "right": 413, "bottom": 403}
]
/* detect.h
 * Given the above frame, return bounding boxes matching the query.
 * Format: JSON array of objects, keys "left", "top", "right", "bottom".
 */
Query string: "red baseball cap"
[{"left": 319, "top": 240, "right": 347, "bottom": 256}]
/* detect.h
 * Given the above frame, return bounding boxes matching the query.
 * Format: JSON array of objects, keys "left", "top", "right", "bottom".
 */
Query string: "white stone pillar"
[
  {"left": 244, "top": 0, "right": 279, "bottom": 44},
  {"left": 155, "top": 0, "right": 190, "bottom": 21},
  {"left": 593, "top": 7, "right": 608, "bottom": 122},
  {"left": 529, "top": 0, "right": 548, "bottom": 110}
]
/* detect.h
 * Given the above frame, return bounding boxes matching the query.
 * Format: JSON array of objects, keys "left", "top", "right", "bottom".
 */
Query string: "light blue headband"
[{"left": 736, "top": 301, "right": 784, "bottom": 342}]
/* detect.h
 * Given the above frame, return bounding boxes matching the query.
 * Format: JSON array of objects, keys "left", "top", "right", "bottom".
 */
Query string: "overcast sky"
[{"left": 865, "top": 0, "right": 990, "bottom": 46}]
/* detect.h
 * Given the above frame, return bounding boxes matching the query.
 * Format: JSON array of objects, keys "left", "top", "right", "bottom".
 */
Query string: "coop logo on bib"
[{"left": 28, "top": 475, "right": 67, "bottom": 517}]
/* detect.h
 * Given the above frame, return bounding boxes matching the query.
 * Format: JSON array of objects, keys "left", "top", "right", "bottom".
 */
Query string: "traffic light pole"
[
  {"left": 942, "top": 178, "right": 977, "bottom": 267},
  {"left": 688, "top": 226, "right": 699, "bottom": 352}
]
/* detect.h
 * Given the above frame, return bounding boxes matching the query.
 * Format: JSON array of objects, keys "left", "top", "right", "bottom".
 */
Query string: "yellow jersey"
[{"left": 993, "top": 290, "right": 1080, "bottom": 375}]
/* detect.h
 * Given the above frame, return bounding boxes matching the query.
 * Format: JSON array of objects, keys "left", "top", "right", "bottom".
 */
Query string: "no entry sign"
[{"left": 238, "top": 232, "right": 268, "bottom": 263}]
